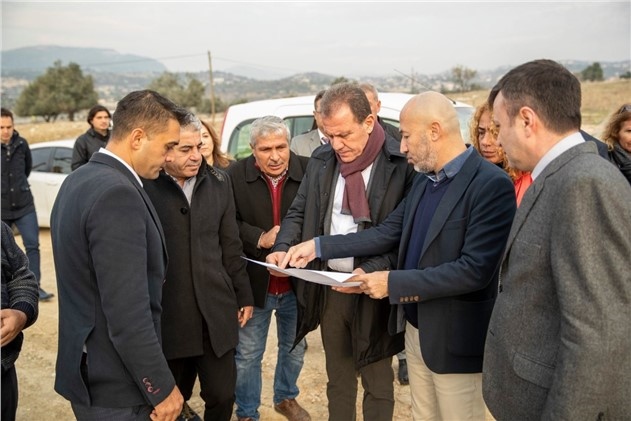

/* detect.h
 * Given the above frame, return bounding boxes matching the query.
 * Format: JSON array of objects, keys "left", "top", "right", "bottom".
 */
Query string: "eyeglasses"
[{"left": 619, "top": 104, "right": 631, "bottom": 114}]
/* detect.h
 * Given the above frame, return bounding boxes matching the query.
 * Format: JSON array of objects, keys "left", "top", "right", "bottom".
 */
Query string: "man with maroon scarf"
[
  {"left": 268, "top": 83, "right": 416, "bottom": 420},
  {"left": 228, "top": 116, "right": 311, "bottom": 421}
]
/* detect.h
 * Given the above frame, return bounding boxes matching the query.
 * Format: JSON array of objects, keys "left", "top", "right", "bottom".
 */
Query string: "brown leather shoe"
[
  {"left": 273, "top": 398, "right": 311, "bottom": 421},
  {"left": 237, "top": 418, "right": 254, "bottom": 421}
]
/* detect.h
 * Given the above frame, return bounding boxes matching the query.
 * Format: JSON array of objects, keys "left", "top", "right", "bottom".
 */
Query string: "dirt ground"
[{"left": 14, "top": 229, "right": 413, "bottom": 420}]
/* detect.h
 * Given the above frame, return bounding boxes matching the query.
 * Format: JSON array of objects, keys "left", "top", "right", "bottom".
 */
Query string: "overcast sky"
[{"left": 2, "top": 1, "right": 630, "bottom": 77}]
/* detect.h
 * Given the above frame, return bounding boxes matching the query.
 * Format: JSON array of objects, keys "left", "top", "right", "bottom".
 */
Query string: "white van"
[{"left": 220, "top": 93, "right": 474, "bottom": 160}]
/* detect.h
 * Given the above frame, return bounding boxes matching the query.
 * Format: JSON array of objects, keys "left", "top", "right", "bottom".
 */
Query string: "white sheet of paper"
[{"left": 243, "top": 257, "right": 361, "bottom": 287}]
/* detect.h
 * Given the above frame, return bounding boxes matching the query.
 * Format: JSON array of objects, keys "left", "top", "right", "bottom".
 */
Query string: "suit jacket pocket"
[
  {"left": 512, "top": 351, "right": 554, "bottom": 389},
  {"left": 447, "top": 297, "right": 495, "bottom": 357}
]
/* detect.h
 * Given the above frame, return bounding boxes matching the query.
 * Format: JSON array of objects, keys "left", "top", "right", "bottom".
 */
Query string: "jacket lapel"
[
  {"left": 397, "top": 175, "right": 429, "bottom": 267},
  {"left": 92, "top": 152, "right": 168, "bottom": 260},
  {"left": 502, "top": 141, "right": 596, "bottom": 259},
  {"left": 420, "top": 151, "right": 480, "bottom": 257}
]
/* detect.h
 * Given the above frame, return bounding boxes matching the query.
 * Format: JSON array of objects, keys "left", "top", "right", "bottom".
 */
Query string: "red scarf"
[{"left": 337, "top": 122, "right": 385, "bottom": 223}]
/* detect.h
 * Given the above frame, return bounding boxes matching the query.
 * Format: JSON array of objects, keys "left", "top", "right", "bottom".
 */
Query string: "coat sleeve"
[
  {"left": 2, "top": 222, "right": 38, "bottom": 327},
  {"left": 71, "top": 135, "right": 88, "bottom": 171},
  {"left": 319, "top": 198, "right": 406, "bottom": 261},
  {"left": 273, "top": 165, "right": 310, "bottom": 252},
  {"left": 220, "top": 181, "right": 254, "bottom": 307},
  {"left": 24, "top": 140, "right": 33, "bottom": 177},
  {"left": 355, "top": 164, "right": 416, "bottom": 273},
  {"left": 388, "top": 173, "right": 515, "bottom": 301}
]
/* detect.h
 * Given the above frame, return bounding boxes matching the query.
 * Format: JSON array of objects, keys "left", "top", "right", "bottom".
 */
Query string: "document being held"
[{"left": 243, "top": 257, "right": 361, "bottom": 287}]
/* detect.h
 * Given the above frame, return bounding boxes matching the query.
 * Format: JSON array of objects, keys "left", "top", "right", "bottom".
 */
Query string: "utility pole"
[{"left": 207, "top": 50, "right": 216, "bottom": 124}]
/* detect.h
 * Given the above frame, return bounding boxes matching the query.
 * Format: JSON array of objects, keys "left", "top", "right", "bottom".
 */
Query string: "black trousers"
[
  {"left": 167, "top": 330, "right": 236, "bottom": 421},
  {"left": 320, "top": 289, "right": 395, "bottom": 421},
  {"left": 1, "top": 365, "right": 18, "bottom": 421}
]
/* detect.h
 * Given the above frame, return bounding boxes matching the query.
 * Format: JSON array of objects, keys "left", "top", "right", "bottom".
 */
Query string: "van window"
[
  {"left": 228, "top": 119, "right": 255, "bottom": 160},
  {"left": 228, "top": 116, "right": 316, "bottom": 160},
  {"left": 287, "top": 116, "right": 314, "bottom": 138},
  {"left": 381, "top": 117, "right": 399, "bottom": 129}
]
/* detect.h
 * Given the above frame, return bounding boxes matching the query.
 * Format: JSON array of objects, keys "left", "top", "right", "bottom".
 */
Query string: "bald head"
[
  {"left": 401, "top": 92, "right": 461, "bottom": 138},
  {"left": 399, "top": 91, "right": 467, "bottom": 173}
]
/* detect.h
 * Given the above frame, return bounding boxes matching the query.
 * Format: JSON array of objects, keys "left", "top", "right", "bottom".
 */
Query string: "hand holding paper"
[
  {"left": 282, "top": 239, "right": 317, "bottom": 269},
  {"left": 245, "top": 257, "right": 361, "bottom": 287}
]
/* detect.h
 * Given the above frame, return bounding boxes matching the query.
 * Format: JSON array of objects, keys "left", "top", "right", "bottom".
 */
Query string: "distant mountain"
[
  {"left": 224, "top": 65, "right": 293, "bottom": 81},
  {"left": 1, "top": 45, "right": 166, "bottom": 76},
  {"left": 1, "top": 46, "right": 628, "bottom": 111}
]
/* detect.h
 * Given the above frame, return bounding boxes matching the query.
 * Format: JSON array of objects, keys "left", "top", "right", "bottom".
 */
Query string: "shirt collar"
[
  {"left": 531, "top": 131, "right": 584, "bottom": 180},
  {"left": 98, "top": 147, "right": 143, "bottom": 187},
  {"left": 424, "top": 145, "right": 473, "bottom": 183},
  {"left": 317, "top": 129, "right": 328, "bottom": 144}
]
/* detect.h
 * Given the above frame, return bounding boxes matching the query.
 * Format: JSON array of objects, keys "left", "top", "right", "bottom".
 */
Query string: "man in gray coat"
[
  {"left": 483, "top": 59, "right": 631, "bottom": 420},
  {"left": 290, "top": 90, "right": 327, "bottom": 157}
]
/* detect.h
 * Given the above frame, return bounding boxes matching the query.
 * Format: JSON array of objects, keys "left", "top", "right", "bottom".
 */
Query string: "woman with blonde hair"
[
  {"left": 200, "top": 120, "right": 234, "bottom": 169},
  {"left": 470, "top": 102, "right": 532, "bottom": 205},
  {"left": 601, "top": 103, "right": 631, "bottom": 184}
]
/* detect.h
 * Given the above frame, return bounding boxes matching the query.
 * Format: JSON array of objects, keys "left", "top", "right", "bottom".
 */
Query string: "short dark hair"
[
  {"left": 87, "top": 105, "right": 111, "bottom": 126},
  {"left": 488, "top": 59, "right": 581, "bottom": 134},
  {"left": 320, "top": 83, "right": 371, "bottom": 124},
  {"left": 110, "top": 90, "right": 188, "bottom": 140},
  {"left": 1, "top": 108, "right": 14, "bottom": 121},
  {"left": 314, "top": 90, "right": 326, "bottom": 109}
]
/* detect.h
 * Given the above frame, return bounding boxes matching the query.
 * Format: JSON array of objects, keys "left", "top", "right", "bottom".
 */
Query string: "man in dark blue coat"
[
  {"left": 281, "top": 92, "right": 516, "bottom": 420},
  {"left": 51, "top": 90, "right": 187, "bottom": 420}
]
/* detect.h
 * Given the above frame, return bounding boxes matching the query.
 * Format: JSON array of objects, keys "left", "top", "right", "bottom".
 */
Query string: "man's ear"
[
  {"left": 430, "top": 121, "right": 442, "bottom": 141},
  {"left": 129, "top": 128, "right": 145, "bottom": 150},
  {"left": 519, "top": 107, "right": 537, "bottom": 135},
  {"left": 364, "top": 114, "right": 376, "bottom": 134}
]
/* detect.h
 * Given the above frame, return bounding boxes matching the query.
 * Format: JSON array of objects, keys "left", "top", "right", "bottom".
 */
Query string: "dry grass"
[
  {"left": 17, "top": 79, "right": 631, "bottom": 144},
  {"left": 19, "top": 113, "right": 225, "bottom": 144},
  {"left": 450, "top": 79, "right": 631, "bottom": 135}
]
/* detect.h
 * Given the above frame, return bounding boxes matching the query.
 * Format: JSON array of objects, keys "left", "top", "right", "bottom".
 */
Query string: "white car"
[
  {"left": 29, "top": 139, "right": 74, "bottom": 227},
  {"left": 220, "top": 93, "right": 474, "bottom": 160}
]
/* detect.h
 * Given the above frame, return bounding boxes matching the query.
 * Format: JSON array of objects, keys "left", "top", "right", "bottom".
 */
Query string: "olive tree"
[
  {"left": 15, "top": 61, "right": 98, "bottom": 122},
  {"left": 147, "top": 72, "right": 205, "bottom": 109}
]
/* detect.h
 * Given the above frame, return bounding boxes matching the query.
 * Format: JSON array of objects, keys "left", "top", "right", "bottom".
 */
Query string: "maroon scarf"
[{"left": 337, "top": 122, "right": 385, "bottom": 223}]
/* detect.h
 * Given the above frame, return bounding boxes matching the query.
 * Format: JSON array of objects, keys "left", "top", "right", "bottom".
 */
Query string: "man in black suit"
[
  {"left": 51, "top": 90, "right": 187, "bottom": 421},
  {"left": 143, "top": 114, "right": 254, "bottom": 421},
  {"left": 281, "top": 92, "right": 516, "bottom": 420}
]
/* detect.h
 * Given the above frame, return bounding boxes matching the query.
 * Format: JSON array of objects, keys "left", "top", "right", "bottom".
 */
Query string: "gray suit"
[
  {"left": 483, "top": 141, "right": 631, "bottom": 420},
  {"left": 290, "top": 129, "right": 322, "bottom": 157}
]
